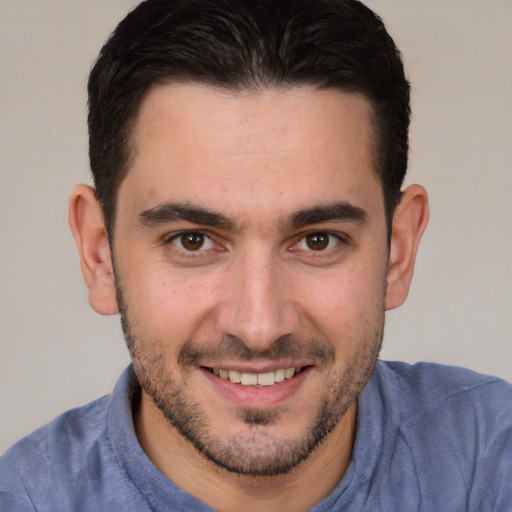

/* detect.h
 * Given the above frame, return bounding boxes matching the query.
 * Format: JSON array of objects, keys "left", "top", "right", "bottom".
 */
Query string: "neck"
[{"left": 134, "top": 393, "right": 357, "bottom": 512}]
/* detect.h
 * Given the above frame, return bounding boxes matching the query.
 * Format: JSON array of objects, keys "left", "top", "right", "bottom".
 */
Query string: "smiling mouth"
[{"left": 203, "top": 366, "right": 308, "bottom": 387}]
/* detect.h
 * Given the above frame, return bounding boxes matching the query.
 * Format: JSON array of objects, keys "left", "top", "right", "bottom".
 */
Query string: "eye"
[
  {"left": 169, "top": 231, "right": 215, "bottom": 252},
  {"left": 296, "top": 232, "right": 340, "bottom": 252}
]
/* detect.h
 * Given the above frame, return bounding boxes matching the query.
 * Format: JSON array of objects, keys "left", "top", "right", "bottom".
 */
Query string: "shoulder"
[
  {"left": 0, "top": 366, "right": 147, "bottom": 511},
  {"left": 376, "top": 360, "right": 512, "bottom": 436},
  {"left": 374, "top": 361, "right": 512, "bottom": 508},
  {"left": 376, "top": 360, "right": 512, "bottom": 413},
  {"left": 0, "top": 395, "right": 111, "bottom": 510}
]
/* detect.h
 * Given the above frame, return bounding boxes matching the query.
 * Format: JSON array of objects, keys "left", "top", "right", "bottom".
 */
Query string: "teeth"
[
  {"left": 257, "top": 371, "right": 275, "bottom": 386},
  {"left": 228, "top": 370, "right": 241, "bottom": 383},
  {"left": 212, "top": 367, "right": 299, "bottom": 386},
  {"left": 274, "top": 369, "right": 285, "bottom": 383},
  {"left": 285, "top": 368, "right": 295, "bottom": 379},
  {"left": 241, "top": 373, "right": 258, "bottom": 385}
]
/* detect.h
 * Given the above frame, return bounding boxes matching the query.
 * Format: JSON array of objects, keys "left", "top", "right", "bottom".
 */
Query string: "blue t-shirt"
[{"left": 1, "top": 361, "right": 511, "bottom": 511}]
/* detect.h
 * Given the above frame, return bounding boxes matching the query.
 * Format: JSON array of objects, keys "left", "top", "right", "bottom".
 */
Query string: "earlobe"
[
  {"left": 385, "top": 184, "right": 429, "bottom": 311},
  {"left": 69, "top": 184, "right": 119, "bottom": 315}
]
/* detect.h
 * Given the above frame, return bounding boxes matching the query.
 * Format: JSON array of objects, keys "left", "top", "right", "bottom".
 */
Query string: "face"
[{"left": 112, "top": 84, "right": 389, "bottom": 476}]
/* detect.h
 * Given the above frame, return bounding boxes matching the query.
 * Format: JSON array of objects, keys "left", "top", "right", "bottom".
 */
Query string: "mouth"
[{"left": 202, "top": 366, "right": 309, "bottom": 387}]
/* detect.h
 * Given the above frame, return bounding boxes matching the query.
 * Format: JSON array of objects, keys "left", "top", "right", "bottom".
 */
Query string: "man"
[{"left": 1, "top": 0, "right": 510, "bottom": 510}]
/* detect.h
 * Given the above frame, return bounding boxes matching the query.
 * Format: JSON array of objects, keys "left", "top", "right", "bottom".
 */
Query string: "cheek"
[
  {"left": 295, "top": 262, "right": 386, "bottom": 339},
  {"left": 123, "top": 268, "right": 222, "bottom": 341}
]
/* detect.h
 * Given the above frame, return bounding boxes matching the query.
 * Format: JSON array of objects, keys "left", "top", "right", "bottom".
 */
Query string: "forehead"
[{"left": 120, "top": 84, "right": 383, "bottom": 223}]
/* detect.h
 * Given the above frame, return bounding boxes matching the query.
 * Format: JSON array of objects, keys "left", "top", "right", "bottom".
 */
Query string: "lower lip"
[{"left": 201, "top": 367, "right": 312, "bottom": 409}]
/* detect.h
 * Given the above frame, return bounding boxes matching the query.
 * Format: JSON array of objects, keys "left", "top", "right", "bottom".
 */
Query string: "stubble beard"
[{"left": 116, "top": 286, "right": 384, "bottom": 477}]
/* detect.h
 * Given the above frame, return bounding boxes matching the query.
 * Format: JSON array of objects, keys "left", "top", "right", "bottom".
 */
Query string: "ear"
[
  {"left": 69, "top": 184, "right": 119, "bottom": 315},
  {"left": 385, "top": 184, "right": 429, "bottom": 311}
]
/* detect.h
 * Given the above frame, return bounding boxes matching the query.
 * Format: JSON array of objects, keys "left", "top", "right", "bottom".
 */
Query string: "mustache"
[{"left": 178, "top": 334, "right": 335, "bottom": 367}]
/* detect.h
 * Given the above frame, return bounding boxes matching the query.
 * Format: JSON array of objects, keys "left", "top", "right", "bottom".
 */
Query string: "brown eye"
[
  {"left": 172, "top": 231, "right": 213, "bottom": 251},
  {"left": 305, "top": 232, "right": 330, "bottom": 251},
  {"left": 181, "top": 232, "right": 204, "bottom": 250}
]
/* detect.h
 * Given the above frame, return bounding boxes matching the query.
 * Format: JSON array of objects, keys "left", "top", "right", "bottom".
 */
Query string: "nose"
[{"left": 215, "top": 247, "right": 300, "bottom": 353}]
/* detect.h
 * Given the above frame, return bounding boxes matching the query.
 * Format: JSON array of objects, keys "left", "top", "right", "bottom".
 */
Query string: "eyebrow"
[
  {"left": 138, "top": 202, "right": 235, "bottom": 230},
  {"left": 290, "top": 202, "right": 368, "bottom": 229},
  {"left": 138, "top": 200, "right": 367, "bottom": 231}
]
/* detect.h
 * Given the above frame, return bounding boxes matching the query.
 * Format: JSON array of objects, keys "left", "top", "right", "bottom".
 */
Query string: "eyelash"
[
  {"left": 163, "top": 229, "right": 348, "bottom": 256},
  {"left": 164, "top": 230, "right": 217, "bottom": 255},
  {"left": 293, "top": 231, "right": 346, "bottom": 253}
]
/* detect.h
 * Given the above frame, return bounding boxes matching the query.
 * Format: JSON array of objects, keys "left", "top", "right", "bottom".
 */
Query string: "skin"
[{"left": 69, "top": 84, "right": 428, "bottom": 512}]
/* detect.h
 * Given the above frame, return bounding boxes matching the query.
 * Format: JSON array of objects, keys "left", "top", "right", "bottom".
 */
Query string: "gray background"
[{"left": 1, "top": 0, "right": 511, "bottom": 453}]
